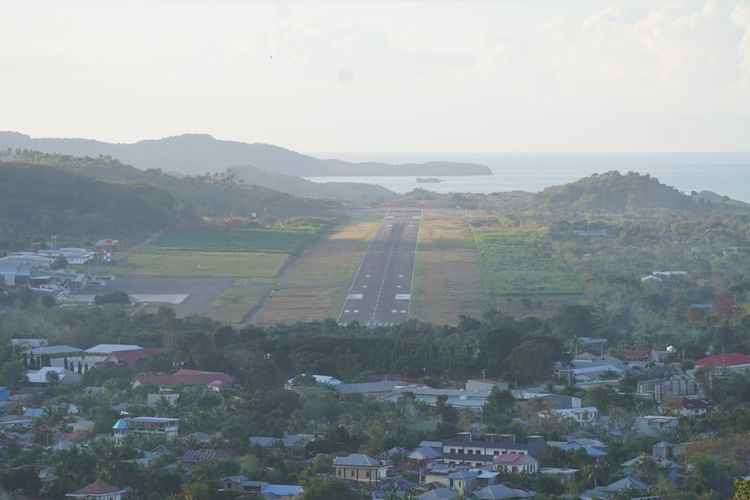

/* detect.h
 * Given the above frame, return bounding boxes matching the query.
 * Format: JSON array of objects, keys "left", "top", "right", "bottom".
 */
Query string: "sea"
[{"left": 305, "top": 152, "right": 750, "bottom": 203}]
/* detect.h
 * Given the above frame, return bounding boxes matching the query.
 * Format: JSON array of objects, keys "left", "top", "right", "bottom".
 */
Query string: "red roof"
[
  {"left": 493, "top": 453, "right": 533, "bottom": 465},
  {"left": 695, "top": 352, "right": 750, "bottom": 367},
  {"left": 109, "top": 347, "right": 164, "bottom": 367},
  {"left": 624, "top": 349, "right": 650, "bottom": 360},
  {"left": 72, "top": 480, "right": 125, "bottom": 494},
  {"left": 134, "top": 368, "right": 236, "bottom": 387}
]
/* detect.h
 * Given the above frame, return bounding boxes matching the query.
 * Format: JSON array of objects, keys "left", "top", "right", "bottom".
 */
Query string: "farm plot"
[
  {"left": 257, "top": 218, "right": 381, "bottom": 324},
  {"left": 411, "top": 210, "right": 489, "bottom": 324},
  {"left": 472, "top": 227, "right": 582, "bottom": 296},
  {"left": 154, "top": 225, "right": 321, "bottom": 253},
  {"left": 115, "top": 250, "right": 286, "bottom": 278}
]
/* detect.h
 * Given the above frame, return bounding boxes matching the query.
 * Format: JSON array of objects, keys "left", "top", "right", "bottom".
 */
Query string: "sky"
[{"left": 1, "top": 0, "right": 750, "bottom": 154}]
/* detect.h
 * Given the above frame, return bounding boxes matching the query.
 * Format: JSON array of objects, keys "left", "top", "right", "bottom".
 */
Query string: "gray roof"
[
  {"left": 447, "top": 469, "right": 478, "bottom": 480},
  {"left": 417, "top": 488, "right": 455, "bottom": 500},
  {"left": 30, "top": 345, "right": 82, "bottom": 356},
  {"left": 474, "top": 484, "right": 535, "bottom": 499},
  {"left": 249, "top": 436, "right": 281, "bottom": 448},
  {"left": 335, "top": 380, "right": 406, "bottom": 395},
  {"left": 333, "top": 453, "right": 381, "bottom": 467}
]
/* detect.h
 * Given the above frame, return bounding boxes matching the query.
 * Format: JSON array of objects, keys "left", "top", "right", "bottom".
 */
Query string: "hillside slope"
[
  {"left": 1, "top": 151, "right": 339, "bottom": 220},
  {"left": 0, "top": 131, "right": 490, "bottom": 177},
  {"left": 0, "top": 162, "right": 187, "bottom": 248},
  {"left": 532, "top": 171, "right": 705, "bottom": 214}
]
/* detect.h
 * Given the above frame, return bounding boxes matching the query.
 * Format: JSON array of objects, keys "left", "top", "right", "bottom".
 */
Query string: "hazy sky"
[{"left": 2, "top": 0, "right": 749, "bottom": 153}]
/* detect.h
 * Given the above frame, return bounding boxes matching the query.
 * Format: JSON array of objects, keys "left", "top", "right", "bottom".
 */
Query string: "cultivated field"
[
  {"left": 472, "top": 226, "right": 582, "bottom": 296},
  {"left": 411, "top": 209, "right": 489, "bottom": 324},
  {"left": 154, "top": 225, "right": 320, "bottom": 253},
  {"left": 257, "top": 218, "right": 381, "bottom": 323},
  {"left": 115, "top": 250, "right": 286, "bottom": 278}
]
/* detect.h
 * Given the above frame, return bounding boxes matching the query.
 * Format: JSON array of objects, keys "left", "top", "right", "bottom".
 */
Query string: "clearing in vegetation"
[
  {"left": 411, "top": 209, "right": 489, "bottom": 324},
  {"left": 257, "top": 218, "right": 381, "bottom": 323},
  {"left": 472, "top": 226, "right": 582, "bottom": 296},
  {"left": 153, "top": 225, "right": 321, "bottom": 253},
  {"left": 115, "top": 250, "right": 286, "bottom": 278}
]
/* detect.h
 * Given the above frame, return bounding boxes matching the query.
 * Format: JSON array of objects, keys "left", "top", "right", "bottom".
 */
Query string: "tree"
[
  {"left": 302, "top": 477, "right": 358, "bottom": 500},
  {"left": 50, "top": 256, "right": 68, "bottom": 270},
  {"left": 41, "top": 294, "right": 55, "bottom": 308},
  {"left": 45, "top": 370, "right": 60, "bottom": 386},
  {"left": 0, "top": 360, "right": 26, "bottom": 391}
]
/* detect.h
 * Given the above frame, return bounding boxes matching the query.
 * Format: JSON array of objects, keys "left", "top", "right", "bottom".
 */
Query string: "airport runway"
[{"left": 338, "top": 209, "right": 422, "bottom": 327}]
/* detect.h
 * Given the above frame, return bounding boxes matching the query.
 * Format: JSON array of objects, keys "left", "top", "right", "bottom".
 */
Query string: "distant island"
[
  {"left": 416, "top": 177, "right": 444, "bottom": 183},
  {"left": 0, "top": 132, "right": 492, "bottom": 177}
]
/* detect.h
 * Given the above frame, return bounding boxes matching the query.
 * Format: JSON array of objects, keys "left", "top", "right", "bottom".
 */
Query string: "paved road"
[{"left": 338, "top": 209, "right": 422, "bottom": 327}]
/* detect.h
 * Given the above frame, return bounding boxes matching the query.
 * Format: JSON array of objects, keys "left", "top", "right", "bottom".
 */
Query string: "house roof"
[
  {"left": 493, "top": 453, "right": 535, "bottom": 466},
  {"left": 108, "top": 347, "right": 163, "bottom": 366},
  {"left": 333, "top": 453, "right": 381, "bottom": 467},
  {"left": 133, "top": 368, "right": 236, "bottom": 387},
  {"left": 70, "top": 480, "right": 125, "bottom": 495},
  {"left": 695, "top": 352, "right": 750, "bottom": 367},
  {"left": 182, "top": 448, "right": 236, "bottom": 463},
  {"left": 26, "top": 367, "right": 79, "bottom": 384},
  {"left": 417, "top": 488, "right": 455, "bottom": 500},
  {"left": 86, "top": 344, "right": 143, "bottom": 354},
  {"left": 474, "top": 483, "right": 535, "bottom": 499},
  {"left": 30, "top": 345, "right": 82, "bottom": 356}
]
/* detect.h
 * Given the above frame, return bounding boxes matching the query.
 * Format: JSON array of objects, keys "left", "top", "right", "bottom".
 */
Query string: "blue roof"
[
  {"left": 112, "top": 419, "right": 128, "bottom": 430},
  {"left": 261, "top": 484, "right": 303, "bottom": 495},
  {"left": 23, "top": 408, "right": 44, "bottom": 418}
]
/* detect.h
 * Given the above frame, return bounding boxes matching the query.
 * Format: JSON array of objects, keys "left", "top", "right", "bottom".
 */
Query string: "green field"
[
  {"left": 204, "top": 278, "right": 276, "bottom": 324},
  {"left": 472, "top": 227, "right": 582, "bottom": 296},
  {"left": 411, "top": 210, "right": 489, "bottom": 324},
  {"left": 154, "top": 225, "right": 321, "bottom": 254},
  {"left": 116, "top": 250, "right": 287, "bottom": 278}
]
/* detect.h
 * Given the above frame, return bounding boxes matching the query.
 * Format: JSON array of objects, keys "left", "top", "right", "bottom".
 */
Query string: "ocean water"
[{"left": 305, "top": 152, "right": 750, "bottom": 203}]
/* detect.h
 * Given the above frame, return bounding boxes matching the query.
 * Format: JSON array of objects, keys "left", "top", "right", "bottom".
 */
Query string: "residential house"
[
  {"left": 581, "top": 477, "right": 649, "bottom": 499},
  {"left": 107, "top": 347, "right": 163, "bottom": 367},
  {"left": 621, "top": 455, "right": 679, "bottom": 478},
  {"left": 409, "top": 446, "right": 442, "bottom": 461},
  {"left": 675, "top": 398, "right": 714, "bottom": 416},
  {"left": 442, "top": 433, "right": 545, "bottom": 467},
  {"left": 652, "top": 441, "right": 673, "bottom": 460},
  {"left": 85, "top": 344, "right": 143, "bottom": 356},
  {"left": 539, "top": 468, "right": 579, "bottom": 482},
  {"left": 545, "top": 406, "right": 598, "bottom": 424},
  {"left": 635, "top": 415, "right": 679, "bottom": 436},
  {"left": 695, "top": 352, "right": 750, "bottom": 371},
  {"left": 9, "top": 338, "right": 48, "bottom": 351},
  {"left": 0, "top": 386, "right": 9, "bottom": 402},
  {"left": 182, "top": 448, "right": 236, "bottom": 464},
  {"left": 471, "top": 483, "right": 535, "bottom": 499},
  {"left": 113, "top": 417, "right": 179, "bottom": 444},
  {"left": 132, "top": 368, "right": 236, "bottom": 388},
  {"left": 30, "top": 345, "right": 83, "bottom": 359},
  {"left": 546, "top": 438, "right": 608, "bottom": 460},
  {"left": 333, "top": 453, "right": 389, "bottom": 484},
  {"left": 220, "top": 475, "right": 304, "bottom": 498},
  {"left": 65, "top": 480, "right": 127, "bottom": 499},
  {"left": 26, "top": 367, "right": 80, "bottom": 385},
  {"left": 417, "top": 489, "right": 455, "bottom": 500},
  {"left": 465, "top": 379, "right": 509, "bottom": 392},
  {"left": 146, "top": 389, "right": 179, "bottom": 408},
  {"left": 446, "top": 469, "right": 477, "bottom": 496},
  {"left": 624, "top": 349, "right": 650, "bottom": 363},
  {"left": 492, "top": 453, "right": 538, "bottom": 474}
]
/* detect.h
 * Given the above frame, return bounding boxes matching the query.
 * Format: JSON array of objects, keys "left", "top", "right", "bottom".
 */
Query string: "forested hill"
[
  {"left": 531, "top": 170, "right": 747, "bottom": 215},
  {"left": 0, "top": 131, "right": 491, "bottom": 177},
  {"left": 0, "top": 162, "right": 187, "bottom": 248},
  {"left": 1, "top": 151, "right": 339, "bottom": 220}
]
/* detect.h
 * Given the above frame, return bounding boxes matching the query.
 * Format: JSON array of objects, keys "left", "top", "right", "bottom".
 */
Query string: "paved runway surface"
[{"left": 338, "top": 209, "right": 421, "bottom": 327}]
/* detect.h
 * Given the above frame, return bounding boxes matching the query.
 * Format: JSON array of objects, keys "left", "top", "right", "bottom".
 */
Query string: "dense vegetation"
[{"left": 0, "top": 162, "right": 187, "bottom": 250}]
